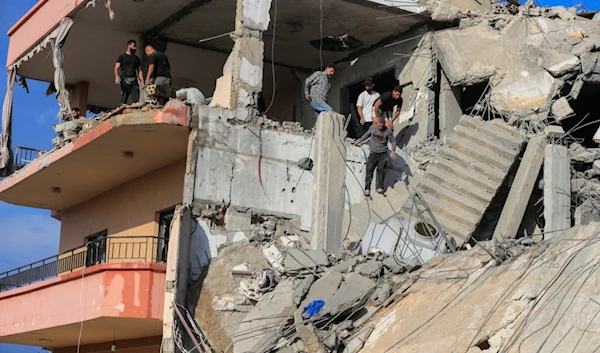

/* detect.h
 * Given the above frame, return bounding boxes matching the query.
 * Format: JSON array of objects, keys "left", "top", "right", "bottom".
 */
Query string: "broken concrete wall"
[{"left": 192, "top": 105, "right": 314, "bottom": 230}]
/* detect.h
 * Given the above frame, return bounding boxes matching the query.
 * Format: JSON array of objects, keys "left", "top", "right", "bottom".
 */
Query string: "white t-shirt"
[{"left": 356, "top": 90, "right": 380, "bottom": 123}]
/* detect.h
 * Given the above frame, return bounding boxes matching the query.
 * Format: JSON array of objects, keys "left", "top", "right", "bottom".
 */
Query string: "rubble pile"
[
  {"left": 570, "top": 142, "right": 600, "bottom": 224},
  {"left": 191, "top": 223, "right": 421, "bottom": 353},
  {"left": 256, "top": 116, "right": 310, "bottom": 135},
  {"left": 402, "top": 136, "right": 443, "bottom": 170},
  {"left": 51, "top": 118, "right": 94, "bottom": 147}
]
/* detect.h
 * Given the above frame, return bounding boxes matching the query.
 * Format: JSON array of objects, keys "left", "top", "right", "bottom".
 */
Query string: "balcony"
[
  {"left": 0, "top": 100, "right": 190, "bottom": 211},
  {"left": 0, "top": 236, "right": 167, "bottom": 348}
]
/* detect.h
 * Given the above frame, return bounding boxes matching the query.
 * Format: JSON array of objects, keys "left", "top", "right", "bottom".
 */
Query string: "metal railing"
[
  {"left": 0, "top": 236, "right": 167, "bottom": 293},
  {"left": 14, "top": 146, "right": 44, "bottom": 170}
]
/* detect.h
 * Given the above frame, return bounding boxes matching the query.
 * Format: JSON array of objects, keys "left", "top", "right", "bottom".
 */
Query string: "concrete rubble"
[{"left": 171, "top": 0, "right": 600, "bottom": 352}]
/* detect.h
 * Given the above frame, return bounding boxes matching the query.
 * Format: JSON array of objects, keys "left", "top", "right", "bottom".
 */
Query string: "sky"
[{"left": 1, "top": 0, "right": 600, "bottom": 352}]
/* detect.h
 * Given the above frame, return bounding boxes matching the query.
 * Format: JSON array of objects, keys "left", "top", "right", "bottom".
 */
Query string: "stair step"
[
  {"left": 426, "top": 167, "right": 495, "bottom": 204},
  {"left": 447, "top": 137, "right": 515, "bottom": 171},
  {"left": 418, "top": 177, "right": 489, "bottom": 216},
  {"left": 489, "top": 118, "right": 523, "bottom": 137},
  {"left": 459, "top": 116, "right": 524, "bottom": 149},
  {"left": 414, "top": 192, "right": 480, "bottom": 227},
  {"left": 433, "top": 154, "right": 503, "bottom": 190},
  {"left": 453, "top": 125, "right": 519, "bottom": 160},
  {"left": 417, "top": 175, "right": 489, "bottom": 212}
]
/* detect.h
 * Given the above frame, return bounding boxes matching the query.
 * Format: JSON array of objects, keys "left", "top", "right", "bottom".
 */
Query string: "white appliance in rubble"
[{"left": 361, "top": 216, "right": 456, "bottom": 263}]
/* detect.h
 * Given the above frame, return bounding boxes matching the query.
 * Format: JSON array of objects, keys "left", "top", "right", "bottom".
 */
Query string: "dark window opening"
[
  {"left": 341, "top": 69, "right": 399, "bottom": 138},
  {"left": 86, "top": 230, "right": 107, "bottom": 267},
  {"left": 158, "top": 208, "right": 175, "bottom": 262},
  {"left": 560, "top": 83, "right": 600, "bottom": 148}
]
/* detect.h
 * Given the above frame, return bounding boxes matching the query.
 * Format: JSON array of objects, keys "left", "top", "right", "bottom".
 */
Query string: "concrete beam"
[
  {"left": 145, "top": 0, "right": 212, "bottom": 38},
  {"left": 493, "top": 135, "right": 547, "bottom": 242},
  {"left": 544, "top": 144, "right": 571, "bottom": 236},
  {"left": 439, "top": 70, "right": 461, "bottom": 143},
  {"left": 311, "top": 112, "right": 347, "bottom": 252}
]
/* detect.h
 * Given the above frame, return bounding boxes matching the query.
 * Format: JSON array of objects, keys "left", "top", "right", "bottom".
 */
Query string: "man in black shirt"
[
  {"left": 114, "top": 39, "right": 143, "bottom": 105},
  {"left": 373, "top": 85, "right": 403, "bottom": 129},
  {"left": 144, "top": 45, "right": 172, "bottom": 104}
]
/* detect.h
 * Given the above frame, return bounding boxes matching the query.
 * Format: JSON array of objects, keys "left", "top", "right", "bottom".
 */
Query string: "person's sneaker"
[
  {"left": 364, "top": 189, "right": 371, "bottom": 197},
  {"left": 376, "top": 188, "right": 384, "bottom": 194}
]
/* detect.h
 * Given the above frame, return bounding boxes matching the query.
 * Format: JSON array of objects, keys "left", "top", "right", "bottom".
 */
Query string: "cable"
[
  {"left": 319, "top": 0, "right": 324, "bottom": 70},
  {"left": 264, "top": 0, "right": 277, "bottom": 114}
]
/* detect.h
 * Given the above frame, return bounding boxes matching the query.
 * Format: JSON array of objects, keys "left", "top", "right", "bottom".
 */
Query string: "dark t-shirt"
[
  {"left": 148, "top": 51, "right": 171, "bottom": 79},
  {"left": 116, "top": 53, "right": 140, "bottom": 78},
  {"left": 375, "top": 91, "right": 403, "bottom": 112}
]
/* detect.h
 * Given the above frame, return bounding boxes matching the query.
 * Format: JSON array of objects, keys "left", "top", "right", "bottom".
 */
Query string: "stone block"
[
  {"left": 544, "top": 145, "right": 571, "bottom": 236},
  {"left": 300, "top": 270, "right": 343, "bottom": 309},
  {"left": 356, "top": 260, "right": 383, "bottom": 278},
  {"left": 284, "top": 249, "right": 329, "bottom": 274},
  {"left": 544, "top": 124, "right": 565, "bottom": 138},
  {"left": 292, "top": 275, "right": 315, "bottom": 305},
  {"left": 225, "top": 208, "right": 251, "bottom": 232},
  {"left": 551, "top": 98, "right": 574, "bottom": 121},
  {"left": 329, "top": 258, "right": 359, "bottom": 273},
  {"left": 321, "top": 273, "right": 376, "bottom": 316}
]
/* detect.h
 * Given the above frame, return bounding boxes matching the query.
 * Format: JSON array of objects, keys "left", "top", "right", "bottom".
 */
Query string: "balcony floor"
[{"left": 0, "top": 101, "right": 190, "bottom": 211}]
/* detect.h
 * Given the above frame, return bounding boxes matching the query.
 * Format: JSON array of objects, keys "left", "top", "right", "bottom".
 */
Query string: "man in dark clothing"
[
  {"left": 144, "top": 45, "right": 171, "bottom": 105},
  {"left": 114, "top": 40, "right": 143, "bottom": 105},
  {"left": 355, "top": 114, "right": 397, "bottom": 196},
  {"left": 373, "top": 85, "right": 403, "bottom": 129},
  {"left": 71, "top": 107, "right": 83, "bottom": 119}
]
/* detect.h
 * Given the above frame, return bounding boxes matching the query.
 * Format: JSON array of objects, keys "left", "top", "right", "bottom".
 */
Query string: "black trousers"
[
  {"left": 365, "top": 151, "right": 388, "bottom": 190},
  {"left": 120, "top": 79, "right": 139, "bottom": 104}
]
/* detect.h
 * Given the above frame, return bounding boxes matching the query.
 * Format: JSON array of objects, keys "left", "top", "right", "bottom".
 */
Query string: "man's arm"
[
  {"left": 373, "top": 99, "right": 382, "bottom": 120},
  {"left": 304, "top": 72, "right": 319, "bottom": 100},
  {"left": 146, "top": 64, "right": 154, "bottom": 85},
  {"left": 357, "top": 93, "right": 365, "bottom": 124},
  {"left": 137, "top": 62, "right": 144, "bottom": 85},
  {"left": 355, "top": 128, "right": 372, "bottom": 145},
  {"left": 388, "top": 130, "right": 397, "bottom": 157},
  {"left": 391, "top": 107, "right": 401, "bottom": 123},
  {"left": 114, "top": 62, "right": 121, "bottom": 84}
]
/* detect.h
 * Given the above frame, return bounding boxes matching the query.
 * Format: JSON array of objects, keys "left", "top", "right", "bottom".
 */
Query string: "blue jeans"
[{"left": 310, "top": 99, "right": 333, "bottom": 118}]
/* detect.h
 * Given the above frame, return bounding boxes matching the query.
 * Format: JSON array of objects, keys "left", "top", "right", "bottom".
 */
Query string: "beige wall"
[{"left": 59, "top": 160, "right": 185, "bottom": 252}]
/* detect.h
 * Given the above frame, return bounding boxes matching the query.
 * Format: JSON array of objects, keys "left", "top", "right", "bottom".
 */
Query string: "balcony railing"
[
  {"left": 15, "top": 146, "right": 44, "bottom": 170},
  {"left": 0, "top": 236, "right": 167, "bottom": 293}
]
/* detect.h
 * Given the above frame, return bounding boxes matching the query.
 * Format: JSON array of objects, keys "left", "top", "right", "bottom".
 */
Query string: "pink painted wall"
[
  {"left": 6, "top": 0, "right": 85, "bottom": 66},
  {"left": 0, "top": 263, "right": 165, "bottom": 338}
]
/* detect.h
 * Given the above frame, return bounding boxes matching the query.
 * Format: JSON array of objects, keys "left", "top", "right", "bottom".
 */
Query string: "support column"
[
  {"left": 439, "top": 70, "right": 461, "bottom": 143},
  {"left": 493, "top": 135, "right": 547, "bottom": 242},
  {"left": 161, "top": 205, "right": 192, "bottom": 353},
  {"left": 544, "top": 144, "right": 571, "bottom": 236},
  {"left": 70, "top": 81, "right": 89, "bottom": 116},
  {"left": 210, "top": 0, "right": 272, "bottom": 112},
  {"left": 311, "top": 112, "right": 346, "bottom": 252}
]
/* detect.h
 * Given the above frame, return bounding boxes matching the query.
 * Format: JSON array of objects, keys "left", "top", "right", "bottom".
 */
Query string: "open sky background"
[{"left": 1, "top": 0, "right": 599, "bottom": 352}]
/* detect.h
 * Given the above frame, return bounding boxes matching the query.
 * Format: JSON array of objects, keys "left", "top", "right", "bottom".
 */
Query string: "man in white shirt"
[{"left": 356, "top": 77, "right": 380, "bottom": 132}]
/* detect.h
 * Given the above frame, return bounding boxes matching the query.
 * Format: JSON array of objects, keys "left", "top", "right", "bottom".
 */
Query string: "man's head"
[
  {"left": 375, "top": 114, "right": 386, "bottom": 129},
  {"left": 127, "top": 40, "right": 137, "bottom": 54},
  {"left": 72, "top": 108, "right": 82, "bottom": 119},
  {"left": 324, "top": 64, "right": 336, "bottom": 77},
  {"left": 392, "top": 85, "right": 403, "bottom": 100},
  {"left": 363, "top": 77, "right": 374, "bottom": 92},
  {"left": 145, "top": 45, "right": 156, "bottom": 57}
]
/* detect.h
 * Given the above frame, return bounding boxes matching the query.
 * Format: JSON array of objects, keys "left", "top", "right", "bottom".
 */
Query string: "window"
[
  {"left": 157, "top": 208, "right": 175, "bottom": 262},
  {"left": 86, "top": 230, "right": 107, "bottom": 267}
]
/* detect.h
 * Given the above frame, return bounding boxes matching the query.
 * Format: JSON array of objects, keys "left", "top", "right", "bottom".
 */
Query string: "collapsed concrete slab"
[{"left": 544, "top": 144, "right": 571, "bottom": 236}]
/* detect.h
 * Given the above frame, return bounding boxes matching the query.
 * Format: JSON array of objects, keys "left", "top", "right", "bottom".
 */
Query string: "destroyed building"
[{"left": 1, "top": 0, "right": 600, "bottom": 352}]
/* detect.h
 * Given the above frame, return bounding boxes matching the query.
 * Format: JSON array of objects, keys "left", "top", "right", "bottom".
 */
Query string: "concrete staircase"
[{"left": 402, "top": 115, "right": 525, "bottom": 245}]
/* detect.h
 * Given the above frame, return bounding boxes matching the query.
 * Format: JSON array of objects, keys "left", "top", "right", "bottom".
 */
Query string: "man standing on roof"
[
  {"left": 373, "top": 85, "right": 403, "bottom": 130},
  {"left": 305, "top": 64, "right": 336, "bottom": 118},
  {"left": 114, "top": 39, "right": 143, "bottom": 105},
  {"left": 356, "top": 77, "right": 380, "bottom": 132},
  {"left": 144, "top": 45, "right": 172, "bottom": 105}
]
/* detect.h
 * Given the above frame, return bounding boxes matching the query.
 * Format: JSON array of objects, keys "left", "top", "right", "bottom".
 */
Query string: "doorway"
[
  {"left": 86, "top": 230, "right": 107, "bottom": 267},
  {"left": 341, "top": 69, "right": 399, "bottom": 138},
  {"left": 157, "top": 208, "right": 175, "bottom": 261}
]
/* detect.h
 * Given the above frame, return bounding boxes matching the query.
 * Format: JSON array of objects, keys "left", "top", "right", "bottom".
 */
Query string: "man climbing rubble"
[
  {"left": 357, "top": 77, "right": 380, "bottom": 132},
  {"left": 355, "top": 114, "right": 397, "bottom": 196},
  {"left": 114, "top": 39, "right": 143, "bottom": 105},
  {"left": 373, "top": 85, "right": 403, "bottom": 130},
  {"left": 144, "top": 44, "right": 172, "bottom": 105},
  {"left": 304, "top": 64, "right": 336, "bottom": 118}
]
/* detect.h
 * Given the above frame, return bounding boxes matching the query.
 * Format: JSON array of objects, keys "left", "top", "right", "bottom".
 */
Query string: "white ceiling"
[{"left": 14, "top": 0, "right": 427, "bottom": 109}]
